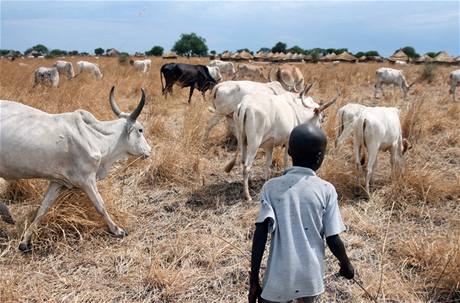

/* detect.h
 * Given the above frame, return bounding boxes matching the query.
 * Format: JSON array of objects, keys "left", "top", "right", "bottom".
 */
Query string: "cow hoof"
[
  {"left": 18, "top": 242, "right": 32, "bottom": 252},
  {"left": 111, "top": 228, "right": 128, "bottom": 238}
]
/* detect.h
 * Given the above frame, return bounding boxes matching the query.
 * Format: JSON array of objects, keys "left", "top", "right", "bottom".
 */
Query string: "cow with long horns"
[
  {"left": 225, "top": 86, "right": 339, "bottom": 201},
  {"left": 0, "top": 87, "right": 151, "bottom": 251}
]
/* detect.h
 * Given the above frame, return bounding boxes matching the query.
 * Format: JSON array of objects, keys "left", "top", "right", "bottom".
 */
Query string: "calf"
[
  {"left": 449, "top": 69, "right": 460, "bottom": 101},
  {"left": 54, "top": 60, "right": 75, "bottom": 79},
  {"left": 33, "top": 66, "right": 59, "bottom": 87},
  {"left": 131, "top": 59, "right": 151, "bottom": 73},
  {"left": 352, "top": 106, "right": 410, "bottom": 194},
  {"left": 160, "top": 63, "right": 217, "bottom": 103},
  {"left": 76, "top": 61, "right": 103, "bottom": 79},
  {"left": 374, "top": 67, "right": 415, "bottom": 98},
  {"left": 209, "top": 59, "right": 236, "bottom": 77}
]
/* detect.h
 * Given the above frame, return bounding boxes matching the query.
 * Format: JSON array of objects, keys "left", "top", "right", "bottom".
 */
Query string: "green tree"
[
  {"left": 401, "top": 46, "right": 420, "bottom": 59},
  {"left": 25, "top": 44, "right": 49, "bottom": 55},
  {"left": 365, "top": 50, "right": 380, "bottom": 57},
  {"left": 94, "top": 48, "right": 104, "bottom": 56},
  {"left": 271, "top": 42, "right": 287, "bottom": 53},
  {"left": 146, "top": 46, "right": 164, "bottom": 56},
  {"left": 69, "top": 50, "right": 79, "bottom": 56},
  {"left": 210, "top": 50, "right": 217, "bottom": 55},
  {"left": 172, "top": 33, "right": 208, "bottom": 56},
  {"left": 287, "top": 45, "right": 305, "bottom": 54},
  {"left": 49, "top": 49, "right": 67, "bottom": 56},
  {"left": 258, "top": 47, "right": 270, "bottom": 53},
  {"left": 355, "top": 51, "right": 365, "bottom": 58},
  {"left": 426, "top": 51, "right": 441, "bottom": 58}
]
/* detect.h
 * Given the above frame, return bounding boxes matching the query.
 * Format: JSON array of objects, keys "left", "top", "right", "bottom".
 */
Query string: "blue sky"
[{"left": 1, "top": 1, "right": 459, "bottom": 57}]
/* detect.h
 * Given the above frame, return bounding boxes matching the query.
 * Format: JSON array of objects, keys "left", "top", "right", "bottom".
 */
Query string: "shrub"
[
  {"left": 118, "top": 52, "right": 130, "bottom": 65},
  {"left": 421, "top": 63, "right": 436, "bottom": 83}
]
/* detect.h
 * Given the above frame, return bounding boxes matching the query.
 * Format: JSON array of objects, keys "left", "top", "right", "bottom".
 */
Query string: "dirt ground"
[{"left": 0, "top": 57, "right": 459, "bottom": 302}]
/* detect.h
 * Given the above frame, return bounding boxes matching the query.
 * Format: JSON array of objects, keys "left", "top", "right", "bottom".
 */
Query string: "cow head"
[{"left": 109, "top": 86, "right": 151, "bottom": 157}]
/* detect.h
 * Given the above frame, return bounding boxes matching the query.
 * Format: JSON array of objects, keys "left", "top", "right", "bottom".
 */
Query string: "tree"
[
  {"left": 365, "top": 50, "right": 379, "bottom": 57},
  {"left": 210, "top": 50, "right": 217, "bottom": 55},
  {"left": 172, "top": 33, "right": 208, "bottom": 56},
  {"left": 145, "top": 46, "right": 164, "bottom": 56},
  {"left": 287, "top": 45, "right": 305, "bottom": 54},
  {"left": 94, "top": 48, "right": 104, "bottom": 56},
  {"left": 69, "top": 50, "right": 79, "bottom": 56},
  {"left": 271, "top": 42, "right": 287, "bottom": 53},
  {"left": 25, "top": 44, "right": 49, "bottom": 55},
  {"left": 426, "top": 51, "right": 441, "bottom": 58},
  {"left": 401, "top": 46, "right": 420, "bottom": 59},
  {"left": 49, "top": 49, "right": 67, "bottom": 56},
  {"left": 258, "top": 47, "right": 270, "bottom": 53}
]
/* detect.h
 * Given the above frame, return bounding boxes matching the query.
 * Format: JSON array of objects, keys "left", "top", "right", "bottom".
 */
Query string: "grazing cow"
[
  {"left": 352, "top": 106, "right": 410, "bottom": 194},
  {"left": 160, "top": 63, "right": 217, "bottom": 103},
  {"left": 335, "top": 103, "right": 366, "bottom": 147},
  {"left": 54, "top": 60, "right": 75, "bottom": 79},
  {"left": 207, "top": 65, "right": 222, "bottom": 82},
  {"left": 209, "top": 59, "right": 236, "bottom": 77},
  {"left": 332, "top": 60, "right": 340, "bottom": 65},
  {"left": 130, "top": 59, "right": 151, "bottom": 73},
  {"left": 269, "top": 64, "right": 305, "bottom": 92},
  {"left": 395, "top": 60, "right": 407, "bottom": 65},
  {"left": 374, "top": 67, "right": 415, "bottom": 98},
  {"left": 205, "top": 80, "right": 290, "bottom": 140},
  {"left": 76, "top": 61, "right": 103, "bottom": 79},
  {"left": 449, "top": 69, "right": 460, "bottom": 101},
  {"left": 33, "top": 66, "right": 60, "bottom": 87},
  {"left": 0, "top": 87, "right": 151, "bottom": 251},
  {"left": 234, "top": 64, "right": 267, "bottom": 81},
  {"left": 226, "top": 90, "right": 339, "bottom": 200}
]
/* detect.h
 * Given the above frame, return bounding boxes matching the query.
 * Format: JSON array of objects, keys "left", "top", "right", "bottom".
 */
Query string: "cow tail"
[
  {"left": 360, "top": 119, "right": 367, "bottom": 165},
  {"left": 353, "top": 116, "right": 366, "bottom": 167},
  {"left": 160, "top": 66, "right": 165, "bottom": 93},
  {"left": 208, "top": 85, "right": 219, "bottom": 112}
]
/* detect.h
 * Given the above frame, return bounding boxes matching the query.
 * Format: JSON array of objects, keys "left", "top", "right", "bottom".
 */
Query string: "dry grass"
[{"left": 0, "top": 57, "right": 459, "bottom": 302}]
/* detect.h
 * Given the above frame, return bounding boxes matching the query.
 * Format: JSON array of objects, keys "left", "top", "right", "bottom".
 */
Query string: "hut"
[
  {"left": 432, "top": 51, "right": 453, "bottom": 64},
  {"left": 254, "top": 51, "right": 267, "bottom": 62},
  {"left": 454, "top": 56, "right": 460, "bottom": 66},
  {"left": 320, "top": 52, "right": 337, "bottom": 62},
  {"left": 265, "top": 52, "right": 275, "bottom": 62},
  {"left": 234, "top": 50, "right": 254, "bottom": 61},
  {"left": 336, "top": 51, "right": 357, "bottom": 62},
  {"left": 220, "top": 51, "right": 233, "bottom": 61},
  {"left": 388, "top": 49, "right": 409, "bottom": 63},
  {"left": 415, "top": 54, "right": 433, "bottom": 64},
  {"left": 303, "top": 54, "right": 313, "bottom": 63},
  {"left": 291, "top": 53, "right": 304, "bottom": 62},
  {"left": 162, "top": 51, "right": 178, "bottom": 59},
  {"left": 271, "top": 52, "right": 286, "bottom": 63}
]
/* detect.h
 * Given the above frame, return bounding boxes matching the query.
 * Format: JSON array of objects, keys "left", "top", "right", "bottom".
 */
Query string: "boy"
[{"left": 249, "top": 123, "right": 354, "bottom": 303}]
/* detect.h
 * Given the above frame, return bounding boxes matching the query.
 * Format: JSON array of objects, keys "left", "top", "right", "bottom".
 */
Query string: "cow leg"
[
  {"left": 19, "top": 182, "right": 63, "bottom": 251},
  {"left": 263, "top": 146, "right": 273, "bottom": 179},
  {"left": 353, "top": 139, "right": 364, "bottom": 195},
  {"left": 188, "top": 85, "right": 195, "bottom": 104},
  {"left": 82, "top": 179, "right": 126, "bottom": 237},
  {"left": 243, "top": 144, "right": 260, "bottom": 202},
  {"left": 364, "top": 144, "right": 379, "bottom": 195},
  {"left": 201, "top": 91, "right": 207, "bottom": 102}
]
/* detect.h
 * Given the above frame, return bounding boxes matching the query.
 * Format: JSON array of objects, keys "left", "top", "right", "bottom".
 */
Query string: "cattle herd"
[{"left": 0, "top": 57, "right": 459, "bottom": 252}]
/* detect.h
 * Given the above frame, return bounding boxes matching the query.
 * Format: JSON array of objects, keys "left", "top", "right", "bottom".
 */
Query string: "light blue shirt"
[{"left": 256, "top": 166, "right": 345, "bottom": 302}]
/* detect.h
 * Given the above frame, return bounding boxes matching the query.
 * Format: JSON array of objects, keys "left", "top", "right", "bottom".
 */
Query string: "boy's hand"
[
  {"left": 339, "top": 262, "right": 355, "bottom": 279},
  {"left": 248, "top": 282, "right": 262, "bottom": 303}
]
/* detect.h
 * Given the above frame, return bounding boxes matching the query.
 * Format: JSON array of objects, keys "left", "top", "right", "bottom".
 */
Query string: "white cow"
[
  {"left": 374, "top": 67, "right": 415, "bottom": 98},
  {"left": 54, "top": 60, "right": 75, "bottom": 79},
  {"left": 352, "top": 106, "right": 410, "bottom": 194},
  {"left": 234, "top": 64, "right": 267, "bottom": 81},
  {"left": 395, "top": 60, "right": 407, "bottom": 65},
  {"left": 205, "top": 80, "right": 292, "bottom": 140},
  {"left": 0, "top": 87, "right": 151, "bottom": 251},
  {"left": 209, "top": 60, "right": 236, "bottom": 77},
  {"left": 226, "top": 91, "right": 339, "bottom": 200},
  {"left": 76, "top": 61, "right": 103, "bottom": 79},
  {"left": 207, "top": 65, "right": 222, "bottom": 82},
  {"left": 335, "top": 103, "right": 366, "bottom": 147},
  {"left": 449, "top": 69, "right": 460, "bottom": 101},
  {"left": 33, "top": 66, "right": 60, "bottom": 87},
  {"left": 131, "top": 59, "right": 151, "bottom": 73}
]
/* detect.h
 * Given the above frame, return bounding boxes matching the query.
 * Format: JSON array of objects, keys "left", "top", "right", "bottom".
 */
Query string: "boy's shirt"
[{"left": 256, "top": 166, "right": 345, "bottom": 302}]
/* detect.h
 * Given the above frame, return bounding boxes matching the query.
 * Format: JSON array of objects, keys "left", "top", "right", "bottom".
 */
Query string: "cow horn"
[
  {"left": 129, "top": 88, "right": 146, "bottom": 121},
  {"left": 109, "top": 86, "right": 122, "bottom": 117},
  {"left": 300, "top": 82, "right": 315, "bottom": 102},
  {"left": 314, "top": 89, "right": 340, "bottom": 115}
]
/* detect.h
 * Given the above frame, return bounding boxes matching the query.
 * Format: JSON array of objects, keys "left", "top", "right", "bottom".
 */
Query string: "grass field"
[{"left": 0, "top": 57, "right": 459, "bottom": 302}]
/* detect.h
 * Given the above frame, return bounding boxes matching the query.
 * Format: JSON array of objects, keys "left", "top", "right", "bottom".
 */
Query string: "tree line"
[{"left": 0, "top": 34, "right": 445, "bottom": 59}]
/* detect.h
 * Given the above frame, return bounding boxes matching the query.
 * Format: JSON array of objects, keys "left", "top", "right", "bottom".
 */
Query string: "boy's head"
[{"left": 288, "top": 123, "right": 327, "bottom": 171}]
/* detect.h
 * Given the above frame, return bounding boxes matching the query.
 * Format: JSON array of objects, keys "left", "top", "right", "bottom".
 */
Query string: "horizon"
[{"left": 1, "top": 1, "right": 459, "bottom": 57}]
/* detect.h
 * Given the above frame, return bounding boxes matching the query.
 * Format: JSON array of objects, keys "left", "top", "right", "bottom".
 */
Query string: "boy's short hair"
[{"left": 288, "top": 123, "right": 327, "bottom": 169}]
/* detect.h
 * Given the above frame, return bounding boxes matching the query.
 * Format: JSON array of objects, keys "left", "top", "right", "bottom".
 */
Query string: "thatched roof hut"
[
  {"left": 235, "top": 50, "right": 254, "bottom": 61},
  {"left": 265, "top": 52, "right": 274, "bottom": 62},
  {"left": 388, "top": 49, "right": 409, "bottom": 62},
  {"left": 291, "top": 53, "right": 304, "bottom": 62},
  {"left": 107, "top": 48, "right": 120, "bottom": 57},
  {"left": 432, "top": 51, "right": 453, "bottom": 64},
  {"left": 320, "top": 52, "right": 337, "bottom": 62},
  {"left": 336, "top": 51, "right": 357, "bottom": 62},
  {"left": 358, "top": 56, "right": 367, "bottom": 62},
  {"left": 303, "top": 54, "right": 313, "bottom": 62},
  {"left": 415, "top": 54, "right": 433, "bottom": 64},
  {"left": 454, "top": 56, "right": 460, "bottom": 66},
  {"left": 162, "top": 51, "right": 178, "bottom": 59},
  {"left": 254, "top": 51, "right": 267, "bottom": 62},
  {"left": 271, "top": 52, "right": 286, "bottom": 62},
  {"left": 220, "top": 51, "right": 233, "bottom": 61}
]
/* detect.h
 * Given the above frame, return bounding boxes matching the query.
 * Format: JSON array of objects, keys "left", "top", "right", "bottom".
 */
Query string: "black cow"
[{"left": 160, "top": 63, "right": 217, "bottom": 103}]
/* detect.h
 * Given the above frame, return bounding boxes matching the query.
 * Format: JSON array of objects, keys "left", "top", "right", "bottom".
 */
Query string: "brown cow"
[
  {"left": 234, "top": 64, "right": 267, "bottom": 81},
  {"left": 269, "top": 64, "right": 304, "bottom": 92}
]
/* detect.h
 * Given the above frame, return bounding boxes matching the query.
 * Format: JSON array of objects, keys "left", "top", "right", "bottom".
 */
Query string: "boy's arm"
[
  {"left": 248, "top": 220, "right": 269, "bottom": 303},
  {"left": 326, "top": 234, "right": 354, "bottom": 279}
]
